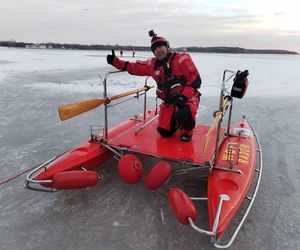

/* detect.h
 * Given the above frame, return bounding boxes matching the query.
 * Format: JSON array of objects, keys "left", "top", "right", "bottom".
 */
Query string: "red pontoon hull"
[
  {"left": 34, "top": 115, "right": 147, "bottom": 187},
  {"left": 207, "top": 119, "right": 256, "bottom": 238}
]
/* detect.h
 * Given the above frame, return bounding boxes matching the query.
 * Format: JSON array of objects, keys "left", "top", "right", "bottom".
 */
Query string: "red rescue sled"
[{"left": 25, "top": 70, "right": 262, "bottom": 248}]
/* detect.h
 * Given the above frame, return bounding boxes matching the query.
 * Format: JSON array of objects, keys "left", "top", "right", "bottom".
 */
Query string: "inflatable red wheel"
[
  {"left": 145, "top": 161, "right": 171, "bottom": 190},
  {"left": 168, "top": 188, "right": 197, "bottom": 225},
  {"left": 118, "top": 154, "right": 143, "bottom": 184},
  {"left": 53, "top": 171, "right": 99, "bottom": 190}
]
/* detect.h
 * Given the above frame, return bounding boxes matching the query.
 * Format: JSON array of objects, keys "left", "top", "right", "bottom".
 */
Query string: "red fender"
[
  {"left": 53, "top": 170, "right": 99, "bottom": 190},
  {"left": 118, "top": 154, "right": 143, "bottom": 184},
  {"left": 145, "top": 161, "right": 171, "bottom": 190},
  {"left": 168, "top": 188, "right": 197, "bottom": 225}
]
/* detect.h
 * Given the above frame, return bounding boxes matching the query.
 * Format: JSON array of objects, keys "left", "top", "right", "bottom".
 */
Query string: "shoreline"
[{"left": 0, "top": 44, "right": 298, "bottom": 55}]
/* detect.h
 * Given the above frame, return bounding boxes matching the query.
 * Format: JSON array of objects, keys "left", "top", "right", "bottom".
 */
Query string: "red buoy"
[
  {"left": 53, "top": 170, "right": 99, "bottom": 190},
  {"left": 145, "top": 161, "right": 171, "bottom": 190},
  {"left": 118, "top": 154, "right": 143, "bottom": 184},
  {"left": 168, "top": 188, "right": 197, "bottom": 225}
]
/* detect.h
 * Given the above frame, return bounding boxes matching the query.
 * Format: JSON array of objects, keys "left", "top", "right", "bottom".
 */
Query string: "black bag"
[{"left": 231, "top": 70, "right": 249, "bottom": 99}]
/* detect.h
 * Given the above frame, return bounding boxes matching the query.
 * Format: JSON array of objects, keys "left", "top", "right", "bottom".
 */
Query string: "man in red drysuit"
[{"left": 107, "top": 31, "right": 202, "bottom": 142}]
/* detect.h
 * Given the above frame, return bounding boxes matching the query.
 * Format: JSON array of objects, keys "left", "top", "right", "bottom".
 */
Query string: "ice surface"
[
  {"left": 1, "top": 47, "right": 300, "bottom": 97},
  {"left": 1, "top": 47, "right": 300, "bottom": 249}
]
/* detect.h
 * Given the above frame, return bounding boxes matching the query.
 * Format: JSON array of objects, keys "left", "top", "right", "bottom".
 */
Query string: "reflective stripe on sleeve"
[{"left": 178, "top": 55, "right": 189, "bottom": 64}]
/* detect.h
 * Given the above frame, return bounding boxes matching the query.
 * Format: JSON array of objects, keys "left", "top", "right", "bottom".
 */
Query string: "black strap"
[
  {"left": 122, "top": 61, "right": 129, "bottom": 71},
  {"left": 189, "top": 75, "right": 202, "bottom": 89},
  {"left": 163, "top": 53, "right": 176, "bottom": 77},
  {"left": 154, "top": 53, "right": 176, "bottom": 71}
]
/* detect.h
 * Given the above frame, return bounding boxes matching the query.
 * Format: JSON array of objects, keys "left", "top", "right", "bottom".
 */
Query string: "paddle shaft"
[
  {"left": 206, "top": 97, "right": 231, "bottom": 137},
  {"left": 203, "top": 97, "right": 231, "bottom": 154},
  {"left": 58, "top": 86, "right": 153, "bottom": 121},
  {"left": 108, "top": 87, "right": 152, "bottom": 102}
]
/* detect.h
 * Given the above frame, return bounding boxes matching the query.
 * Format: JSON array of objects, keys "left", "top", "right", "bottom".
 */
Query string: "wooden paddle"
[
  {"left": 202, "top": 97, "right": 231, "bottom": 154},
  {"left": 58, "top": 86, "right": 154, "bottom": 121}
]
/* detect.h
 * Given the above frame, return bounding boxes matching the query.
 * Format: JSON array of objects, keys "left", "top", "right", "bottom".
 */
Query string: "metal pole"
[
  {"left": 143, "top": 77, "right": 150, "bottom": 121},
  {"left": 213, "top": 73, "right": 226, "bottom": 165},
  {"left": 227, "top": 99, "right": 233, "bottom": 134},
  {"left": 213, "top": 70, "right": 236, "bottom": 165},
  {"left": 103, "top": 75, "right": 108, "bottom": 140},
  {"left": 102, "top": 70, "right": 123, "bottom": 141}
]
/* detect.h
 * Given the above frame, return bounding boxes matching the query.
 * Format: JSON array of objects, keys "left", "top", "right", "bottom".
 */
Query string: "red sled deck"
[
  {"left": 107, "top": 112, "right": 222, "bottom": 164},
  {"left": 25, "top": 70, "right": 262, "bottom": 248}
]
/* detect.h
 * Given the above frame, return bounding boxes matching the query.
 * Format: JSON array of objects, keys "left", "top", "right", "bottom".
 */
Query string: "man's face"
[{"left": 154, "top": 45, "right": 168, "bottom": 61}]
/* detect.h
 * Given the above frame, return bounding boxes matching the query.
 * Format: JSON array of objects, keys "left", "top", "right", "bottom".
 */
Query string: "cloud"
[{"left": 0, "top": 0, "right": 299, "bottom": 52}]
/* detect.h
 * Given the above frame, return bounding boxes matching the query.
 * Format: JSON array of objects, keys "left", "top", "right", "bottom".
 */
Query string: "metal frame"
[
  {"left": 213, "top": 70, "right": 235, "bottom": 166},
  {"left": 24, "top": 69, "right": 262, "bottom": 248},
  {"left": 98, "top": 70, "right": 263, "bottom": 248},
  {"left": 99, "top": 70, "right": 237, "bottom": 169},
  {"left": 103, "top": 70, "right": 121, "bottom": 140},
  {"left": 101, "top": 142, "right": 211, "bottom": 171},
  {"left": 102, "top": 71, "right": 152, "bottom": 141},
  {"left": 24, "top": 71, "right": 153, "bottom": 192},
  {"left": 25, "top": 155, "right": 62, "bottom": 192}
]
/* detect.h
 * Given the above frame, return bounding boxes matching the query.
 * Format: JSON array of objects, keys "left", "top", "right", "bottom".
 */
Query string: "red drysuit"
[{"left": 110, "top": 52, "right": 201, "bottom": 138}]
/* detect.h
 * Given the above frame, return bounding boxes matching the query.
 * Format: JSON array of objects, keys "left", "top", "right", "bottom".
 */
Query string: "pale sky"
[{"left": 1, "top": 0, "right": 300, "bottom": 52}]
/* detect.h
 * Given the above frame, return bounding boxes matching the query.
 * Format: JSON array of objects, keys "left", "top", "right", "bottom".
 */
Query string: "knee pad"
[{"left": 175, "top": 106, "right": 195, "bottom": 131}]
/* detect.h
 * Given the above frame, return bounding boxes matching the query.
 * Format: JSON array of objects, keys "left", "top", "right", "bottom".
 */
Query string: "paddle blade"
[{"left": 58, "top": 98, "right": 104, "bottom": 121}]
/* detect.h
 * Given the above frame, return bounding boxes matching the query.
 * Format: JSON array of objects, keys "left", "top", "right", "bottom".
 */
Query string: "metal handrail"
[
  {"left": 101, "top": 71, "right": 152, "bottom": 141},
  {"left": 24, "top": 155, "right": 61, "bottom": 192},
  {"left": 213, "top": 70, "right": 236, "bottom": 165},
  {"left": 103, "top": 70, "right": 123, "bottom": 140},
  {"left": 187, "top": 194, "right": 230, "bottom": 237}
]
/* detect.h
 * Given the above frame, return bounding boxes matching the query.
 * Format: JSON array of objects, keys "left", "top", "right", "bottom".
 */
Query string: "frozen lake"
[
  {"left": 1, "top": 47, "right": 300, "bottom": 97},
  {"left": 0, "top": 48, "right": 300, "bottom": 249}
]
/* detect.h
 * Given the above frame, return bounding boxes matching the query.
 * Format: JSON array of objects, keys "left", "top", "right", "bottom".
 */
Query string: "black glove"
[
  {"left": 172, "top": 94, "right": 188, "bottom": 107},
  {"left": 107, "top": 50, "right": 115, "bottom": 65}
]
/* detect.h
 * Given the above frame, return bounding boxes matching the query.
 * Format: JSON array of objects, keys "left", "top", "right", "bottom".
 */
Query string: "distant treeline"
[
  {"left": 0, "top": 40, "right": 298, "bottom": 55},
  {"left": 180, "top": 46, "right": 298, "bottom": 54}
]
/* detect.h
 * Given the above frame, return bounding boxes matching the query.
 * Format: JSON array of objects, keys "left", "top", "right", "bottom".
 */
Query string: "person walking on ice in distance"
[{"left": 107, "top": 30, "right": 202, "bottom": 142}]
